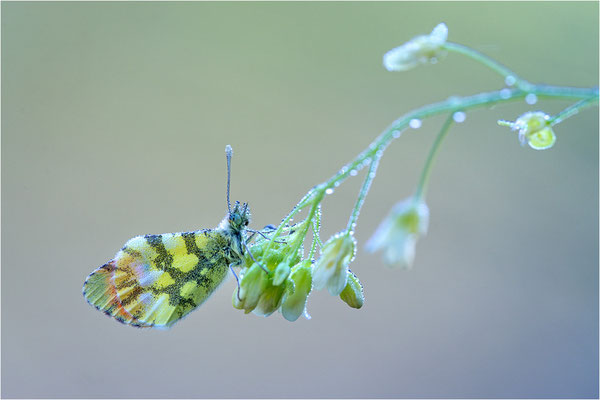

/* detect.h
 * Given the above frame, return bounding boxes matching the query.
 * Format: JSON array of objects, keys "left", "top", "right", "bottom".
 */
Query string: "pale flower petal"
[
  {"left": 383, "top": 23, "right": 448, "bottom": 72},
  {"left": 313, "top": 233, "right": 357, "bottom": 296},
  {"left": 366, "top": 197, "right": 429, "bottom": 269}
]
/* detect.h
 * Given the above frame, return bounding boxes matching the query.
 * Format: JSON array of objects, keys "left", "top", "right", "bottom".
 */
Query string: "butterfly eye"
[
  {"left": 232, "top": 214, "right": 241, "bottom": 225},
  {"left": 244, "top": 220, "right": 249, "bottom": 226}
]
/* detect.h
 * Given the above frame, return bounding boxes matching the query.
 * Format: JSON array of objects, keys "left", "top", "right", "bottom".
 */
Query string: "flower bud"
[
  {"left": 313, "top": 232, "right": 356, "bottom": 296},
  {"left": 281, "top": 261, "right": 313, "bottom": 322},
  {"left": 498, "top": 111, "right": 556, "bottom": 150},
  {"left": 339, "top": 271, "right": 364, "bottom": 309},
  {"left": 272, "top": 262, "right": 291, "bottom": 286},
  {"left": 383, "top": 23, "right": 448, "bottom": 72},
  {"left": 233, "top": 263, "right": 268, "bottom": 313},
  {"left": 252, "top": 284, "right": 285, "bottom": 317}
]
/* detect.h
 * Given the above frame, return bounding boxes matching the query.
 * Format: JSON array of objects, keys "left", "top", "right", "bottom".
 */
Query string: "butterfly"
[{"left": 83, "top": 145, "right": 258, "bottom": 329}]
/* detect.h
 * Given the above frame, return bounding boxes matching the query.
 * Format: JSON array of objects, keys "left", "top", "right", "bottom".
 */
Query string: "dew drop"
[
  {"left": 453, "top": 111, "right": 466, "bottom": 123},
  {"left": 505, "top": 75, "right": 516, "bottom": 86},
  {"left": 334, "top": 181, "right": 340, "bottom": 187},
  {"left": 525, "top": 93, "right": 538, "bottom": 105},
  {"left": 500, "top": 88, "right": 511, "bottom": 99},
  {"left": 303, "top": 309, "right": 312, "bottom": 320},
  {"left": 350, "top": 169, "right": 358, "bottom": 176},
  {"left": 325, "top": 188, "right": 334, "bottom": 195},
  {"left": 409, "top": 118, "right": 422, "bottom": 129},
  {"left": 392, "top": 129, "right": 402, "bottom": 138},
  {"left": 430, "top": 57, "right": 438, "bottom": 64}
]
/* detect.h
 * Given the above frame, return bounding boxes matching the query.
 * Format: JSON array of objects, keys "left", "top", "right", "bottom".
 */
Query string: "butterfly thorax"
[{"left": 217, "top": 201, "right": 251, "bottom": 263}]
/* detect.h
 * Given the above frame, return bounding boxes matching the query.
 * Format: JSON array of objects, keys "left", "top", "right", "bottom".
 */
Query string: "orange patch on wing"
[{"left": 83, "top": 260, "right": 152, "bottom": 328}]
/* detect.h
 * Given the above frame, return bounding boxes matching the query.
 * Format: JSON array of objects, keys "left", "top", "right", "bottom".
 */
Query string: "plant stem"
[
  {"left": 309, "top": 205, "right": 322, "bottom": 259},
  {"left": 550, "top": 96, "right": 600, "bottom": 126},
  {"left": 443, "top": 42, "right": 532, "bottom": 91},
  {"left": 346, "top": 155, "right": 380, "bottom": 233},
  {"left": 267, "top": 84, "right": 597, "bottom": 248},
  {"left": 414, "top": 113, "right": 454, "bottom": 202}
]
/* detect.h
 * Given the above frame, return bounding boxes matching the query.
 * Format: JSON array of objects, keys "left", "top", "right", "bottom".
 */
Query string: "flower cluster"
[
  {"left": 234, "top": 221, "right": 364, "bottom": 321},
  {"left": 498, "top": 111, "right": 556, "bottom": 150},
  {"left": 383, "top": 23, "right": 448, "bottom": 72},
  {"left": 229, "top": 22, "right": 593, "bottom": 325}
]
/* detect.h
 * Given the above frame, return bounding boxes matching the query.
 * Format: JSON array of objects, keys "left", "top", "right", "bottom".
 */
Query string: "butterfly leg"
[
  {"left": 247, "top": 225, "right": 286, "bottom": 244},
  {"left": 229, "top": 262, "right": 243, "bottom": 301},
  {"left": 243, "top": 242, "right": 270, "bottom": 274}
]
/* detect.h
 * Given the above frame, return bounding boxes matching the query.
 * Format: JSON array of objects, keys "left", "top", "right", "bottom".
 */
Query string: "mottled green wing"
[{"left": 84, "top": 230, "right": 230, "bottom": 328}]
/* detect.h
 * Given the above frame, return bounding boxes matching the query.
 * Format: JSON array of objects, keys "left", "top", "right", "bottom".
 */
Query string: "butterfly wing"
[
  {"left": 83, "top": 230, "right": 231, "bottom": 328},
  {"left": 83, "top": 259, "right": 151, "bottom": 327}
]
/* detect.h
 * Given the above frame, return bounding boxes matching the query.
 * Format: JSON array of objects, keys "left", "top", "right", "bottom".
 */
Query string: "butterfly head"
[{"left": 228, "top": 201, "right": 251, "bottom": 233}]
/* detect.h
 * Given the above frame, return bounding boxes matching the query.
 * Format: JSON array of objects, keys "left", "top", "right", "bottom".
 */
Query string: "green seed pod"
[{"left": 339, "top": 271, "right": 364, "bottom": 309}]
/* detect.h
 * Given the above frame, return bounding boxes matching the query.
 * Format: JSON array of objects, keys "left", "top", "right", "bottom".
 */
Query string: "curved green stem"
[
  {"left": 346, "top": 155, "right": 380, "bottom": 233},
  {"left": 550, "top": 96, "right": 599, "bottom": 126},
  {"left": 266, "top": 84, "right": 598, "bottom": 253},
  {"left": 443, "top": 42, "right": 533, "bottom": 91},
  {"left": 309, "top": 205, "right": 322, "bottom": 259},
  {"left": 414, "top": 113, "right": 454, "bottom": 202}
]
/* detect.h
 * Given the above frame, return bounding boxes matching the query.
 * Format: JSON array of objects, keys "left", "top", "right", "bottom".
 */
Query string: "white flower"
[
  {"left": 313, "top": 233, "right": 356, "bottom": 296},
  {"left": 383, "top": 23, "right": 448, "bottom": 72},
  {"left": 366, "top": 197, "right": 429, "bottom": 269}
]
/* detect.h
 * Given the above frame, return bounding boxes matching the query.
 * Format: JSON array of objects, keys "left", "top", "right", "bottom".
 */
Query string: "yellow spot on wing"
[
  {"left": 180, "top": 281, "right": 198, "bottom": 298},
  {"left": 162, "top": 234, "right": 186, "bottom": 255},
  {"left": 173, "top": 253, "right": 199, "bottom": 273},
  {"left": 195, "top": 233, "right": 210, "bottom": 250},
  {"left": 155, "top": 272, "right": 175, "bottom": 288}
]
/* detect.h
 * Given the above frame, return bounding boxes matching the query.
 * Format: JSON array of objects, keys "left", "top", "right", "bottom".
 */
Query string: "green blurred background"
[{"left": 2, "top": 2, "right": 598, "bottom": 398}]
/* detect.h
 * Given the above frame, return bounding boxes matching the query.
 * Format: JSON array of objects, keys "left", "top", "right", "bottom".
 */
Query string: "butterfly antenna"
[{"left": 225, "top": 145, "right": 233, "bottom": 214}]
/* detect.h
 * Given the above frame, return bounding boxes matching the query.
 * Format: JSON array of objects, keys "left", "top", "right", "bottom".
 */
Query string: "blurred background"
[{"left": 2, "top": 2, "right": 598, "bottom": 398}]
